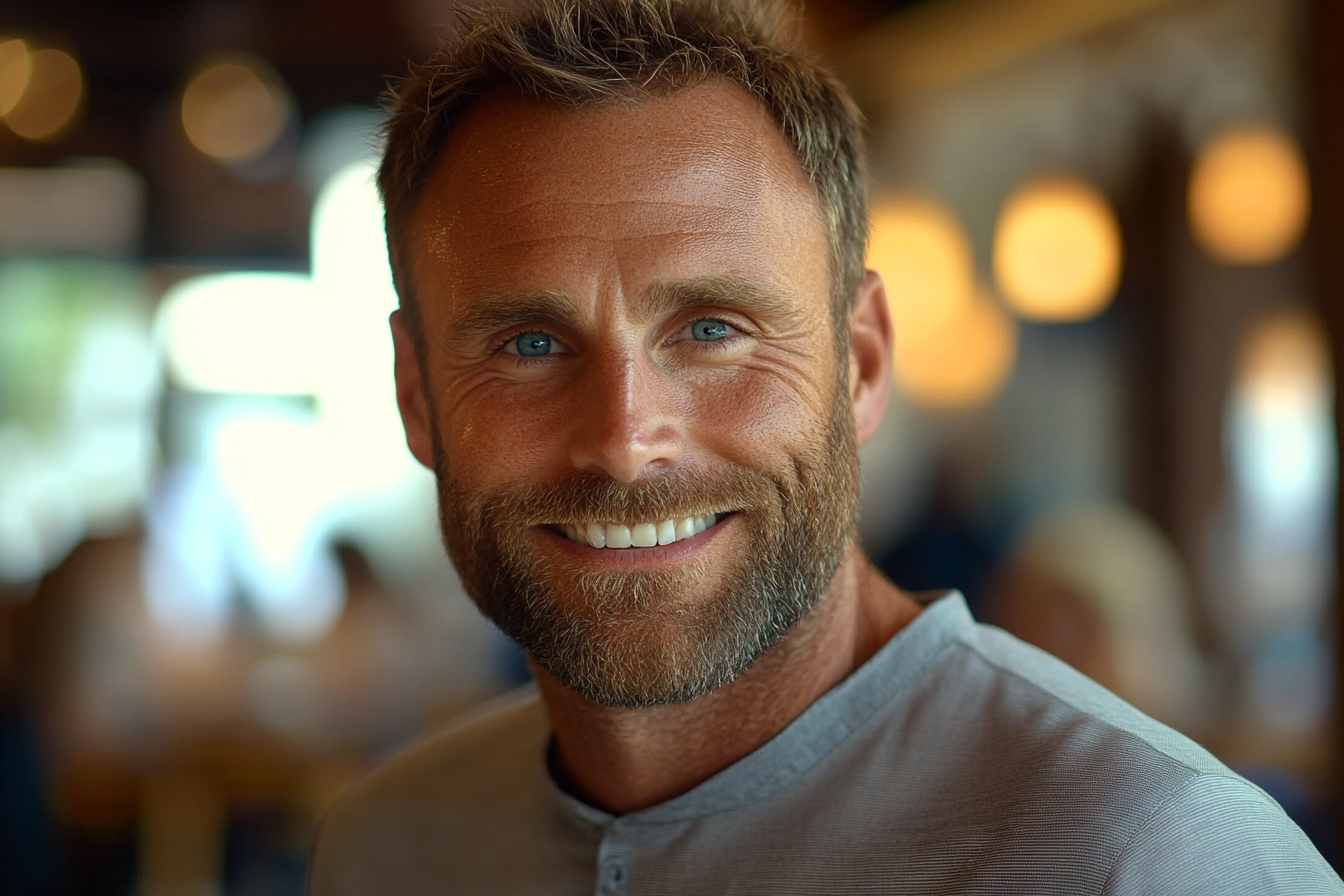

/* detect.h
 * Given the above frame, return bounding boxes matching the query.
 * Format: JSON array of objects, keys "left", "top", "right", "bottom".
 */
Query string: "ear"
[
  {"left": 848, "top": 271, "right": 894, "bottom": 447},
  {"left": 391, "top": 310, "right": 435, "bottom": 469}
]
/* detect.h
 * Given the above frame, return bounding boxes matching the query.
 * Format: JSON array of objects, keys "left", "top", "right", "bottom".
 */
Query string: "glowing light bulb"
[
  {"left": 994, "top": 176, "right": 1122, "bottom": 323},
  {"left": 1189, "top": 124, "right": 1309, "bottom": 265},
  {"left": 868, "top": 195, "right": 975, "bottom": 338},
  {"left": 181, "top": 56, "right": 293, "bottom": 163},
  {"left": 0, "top": 39, "right": 30, "bottom": 117},
  {"left": 4, "top": 48, "right": 82, "bottom": 141},
  {"left": 892, "top": 287, "right": 1018, "bottom": 409}
]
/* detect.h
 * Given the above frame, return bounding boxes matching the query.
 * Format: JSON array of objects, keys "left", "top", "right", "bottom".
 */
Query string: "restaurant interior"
[{"left": 0, "top": 0, "right": 1341, "bottom": 892}]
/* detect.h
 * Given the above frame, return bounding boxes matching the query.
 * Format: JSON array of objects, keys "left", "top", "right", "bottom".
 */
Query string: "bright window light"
[
  {"left": 157, "top": 272, "right": 316, "bottom": 395},
  {"left": 148, "top": 157, "right": 437, "bottom": 644}
]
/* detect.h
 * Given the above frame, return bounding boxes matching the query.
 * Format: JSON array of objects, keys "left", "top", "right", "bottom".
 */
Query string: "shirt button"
[{"left": 601, "top": 858, "right": 627, "bottom": 891}]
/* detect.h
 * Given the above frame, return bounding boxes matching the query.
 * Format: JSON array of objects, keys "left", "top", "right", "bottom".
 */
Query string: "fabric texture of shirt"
[{"left": 308, "top": 592, "right": 1343, "bottom": 895}]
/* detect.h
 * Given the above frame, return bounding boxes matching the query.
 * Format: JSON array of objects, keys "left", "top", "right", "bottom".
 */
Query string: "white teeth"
[
  {"left": 585, "top": 522, "right": 606, "bottom": 549},
  {"left": 631, "top": 523, "right": 657, "bottom": 547},
  {"left": 561, "top": 513, "right": 724, "bottom": 548},
  {"left": 657, "top": 519, "right": 676, "bottom": 546},
  {"left": 605, "top": 523, "right": 633, "bottom": 549}
]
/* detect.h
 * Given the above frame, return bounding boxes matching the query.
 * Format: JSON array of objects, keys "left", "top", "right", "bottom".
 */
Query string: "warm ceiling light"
[
  {"left": 181, "top": 56, "right": 293, "bottom": 163},
  {"left": 867, "top": 194, "right": 975, "bottom": 338},
  {"left": 892, "top": 287, "right": 1018, "bottom": 409},
  {"left": 993, "top": 175, "right": 1122, "bottom": 323},
  {"left": 4, "top": 48, "right": 82, "bottom": 141},
  {"left": 1189, "top": 123, "right": 1309, "bottom": 266},
  {"left": 0, "top": 39, "right": 30, "bottom": 117}
]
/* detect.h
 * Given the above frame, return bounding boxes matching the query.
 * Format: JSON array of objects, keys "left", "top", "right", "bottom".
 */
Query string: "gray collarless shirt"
[{"left": 309, "top": 592, "right": 1342, "bottom": 895}]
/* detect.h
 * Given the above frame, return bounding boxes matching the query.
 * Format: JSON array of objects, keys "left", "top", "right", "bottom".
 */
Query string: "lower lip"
[{"left": 541, "top": 514, "right": 736, "bottom": 567}]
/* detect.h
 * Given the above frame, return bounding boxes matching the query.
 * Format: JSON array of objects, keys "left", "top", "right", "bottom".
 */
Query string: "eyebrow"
[
  {"left": 641, "top": 277, "right": 799, "bottom": 324},
  {"left": 442, "top": 276, "right": 801, "bottom": 344},
  {"left": 448, "top": 290, "right": 583, "bottom": 342}
]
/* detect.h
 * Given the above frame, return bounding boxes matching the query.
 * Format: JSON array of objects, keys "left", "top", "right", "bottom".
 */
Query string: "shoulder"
[
  {"left": 333, "top": 684, "right": 550, "bottom": 812},
  {"left": 1103, "top": 772, "right": 1343, "bottom": 894},
  {"left": 904, "top": 621, "right": 1342, "bottom": 892},
  {"left": 308, "top": 686, "right": 556, "bottom": 896},
  {"left": 939, "top": 621, "right": 1225, "bottom": 776}
]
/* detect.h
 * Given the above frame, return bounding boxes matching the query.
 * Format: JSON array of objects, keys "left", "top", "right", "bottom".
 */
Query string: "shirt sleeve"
[{"left": 1103, "top": 773, "right": 1344, "bottom": 895}]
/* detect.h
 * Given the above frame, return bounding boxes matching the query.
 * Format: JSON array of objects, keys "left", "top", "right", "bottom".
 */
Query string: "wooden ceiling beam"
[{"left": 836, "top": 0, "right": 1183, "bottom": 106}]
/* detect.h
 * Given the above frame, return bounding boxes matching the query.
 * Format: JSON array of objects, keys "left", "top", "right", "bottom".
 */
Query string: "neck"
[{"left": 532, "top": 545, "right": 921, "bottom": 815}]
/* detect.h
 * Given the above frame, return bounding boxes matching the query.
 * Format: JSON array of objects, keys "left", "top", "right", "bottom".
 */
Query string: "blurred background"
[{"left": 0, "top": 0, "right": 1340, "bottom": 892}]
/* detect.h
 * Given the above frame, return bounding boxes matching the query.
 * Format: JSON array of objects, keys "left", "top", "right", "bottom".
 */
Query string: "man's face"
[{"left": 399, "top": 81, "right": 860, "bottom": 707}]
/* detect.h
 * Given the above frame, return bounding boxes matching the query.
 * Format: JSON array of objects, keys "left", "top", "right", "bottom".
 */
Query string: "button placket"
[
  {"left": 599, "top": 857, "right": 627, "bottom": 893},
  {"left": 595, "top": 831, "right": 630, "bottom": 896}
]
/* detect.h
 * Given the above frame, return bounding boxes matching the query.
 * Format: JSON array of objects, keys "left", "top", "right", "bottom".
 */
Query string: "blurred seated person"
[{"left": 988, "top": 501, "right": 1207, "bottom": 732}]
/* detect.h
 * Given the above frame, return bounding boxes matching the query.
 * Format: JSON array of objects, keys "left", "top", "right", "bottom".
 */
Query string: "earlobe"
[
  {"left": 391, "top": 310, "right": 436, "bottom": 469},
  {"left": 848, "top": 271, "right": 894, "bottom": 447}
]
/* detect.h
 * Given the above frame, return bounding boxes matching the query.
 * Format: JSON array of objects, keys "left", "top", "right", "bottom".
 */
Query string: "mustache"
[{"left": 462, "top": 465, "right": 783, "bottom": 527}]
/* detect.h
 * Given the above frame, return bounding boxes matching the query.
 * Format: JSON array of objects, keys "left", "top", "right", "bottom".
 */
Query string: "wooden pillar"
[{"left": 1307, "top": 0, "right": 1344, "bottom": 847}]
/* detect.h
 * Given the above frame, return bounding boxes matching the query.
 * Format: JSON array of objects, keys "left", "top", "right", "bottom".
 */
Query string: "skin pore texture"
[{"left": 392, "top": 80, "right": 922, "bottom": 815}]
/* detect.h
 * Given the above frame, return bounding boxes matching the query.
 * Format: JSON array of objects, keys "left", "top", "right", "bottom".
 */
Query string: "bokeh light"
[
  {"left": 867, "top": 194, "right": 975, "bottom": 337},
  {"left": 1189, "top": 123, "right": 1309, "bottom": 266},
  {"left": 1223, "top": 308, "right": 1336, "bottom": 734},
  {"left": 0, "top": 38, "right": 30, "bottom": 117},
  {"left": 993, "top": 175, "right": 1122, "bottom": 322},
  {"left": 1237, "top": 309, "right": 1330, "bottom": 411},
  {"left": 180, "top": 56, "right": 293, "bottom": 164},
  {"left": 4, "top": 48, "right": 82, "bottom": 141},
  {"left": 892, "top": 287, "right": 1018, "bottom": 409},
  {"left": 1228, "top": 309, "right": 1333, "bottom": 533}
]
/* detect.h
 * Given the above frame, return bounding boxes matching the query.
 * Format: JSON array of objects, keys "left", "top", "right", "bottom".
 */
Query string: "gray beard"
[{"left": 431, "top": 390, "right": 860, "bottom": 708}]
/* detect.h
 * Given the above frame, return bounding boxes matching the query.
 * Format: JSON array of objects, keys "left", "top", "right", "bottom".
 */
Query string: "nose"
[{"left": 566, "top": 346, "right": 685, "bottom": 482}]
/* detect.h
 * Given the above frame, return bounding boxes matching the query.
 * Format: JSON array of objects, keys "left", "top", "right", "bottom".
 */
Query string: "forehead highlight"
[{"left": 408, "top": 80, "right": 828, "bottom": 276}]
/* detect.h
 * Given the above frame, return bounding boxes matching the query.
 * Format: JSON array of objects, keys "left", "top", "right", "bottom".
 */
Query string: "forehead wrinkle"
[
  {"left": 490, "top": 196, "right": 748, "bottom": 217},
  {"left": 440, "top": 223, "right": 769, "bottom": 276},
  {"left": 453, "top": 201, "right": 761, "bottom": 256},
  {"left": 462, "top": 225, "right": 760, "bottom": 255}
]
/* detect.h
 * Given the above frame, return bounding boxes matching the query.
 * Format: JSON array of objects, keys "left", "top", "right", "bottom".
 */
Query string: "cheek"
[
  {"left": 682, "top": 364, "right": 835, "bottom": 467},
  {"left": 437, "top": 385, "right": 574, "bottom": 486}
]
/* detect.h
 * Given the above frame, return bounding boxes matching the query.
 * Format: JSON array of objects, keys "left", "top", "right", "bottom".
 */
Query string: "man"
[{"left": 309, "top": 1, "right": 1343, "bottom": 893}]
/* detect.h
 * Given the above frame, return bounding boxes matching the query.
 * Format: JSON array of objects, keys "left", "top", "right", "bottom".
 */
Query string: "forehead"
[{"left": 408, "top": 80, "right": 830, "bottom": 310}]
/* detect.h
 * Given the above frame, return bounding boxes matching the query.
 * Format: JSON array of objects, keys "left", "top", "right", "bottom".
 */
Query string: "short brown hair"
[{"left": 379, "top": 0, "right": 869, "bottom": 334}]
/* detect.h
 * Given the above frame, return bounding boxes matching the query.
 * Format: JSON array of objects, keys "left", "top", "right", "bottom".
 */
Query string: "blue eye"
[
  {"left": 691, "top": 320, "right": 730, "bottom": 342},
  {"left": 514, "top": 332, "right": 554, "bottom": 357}
]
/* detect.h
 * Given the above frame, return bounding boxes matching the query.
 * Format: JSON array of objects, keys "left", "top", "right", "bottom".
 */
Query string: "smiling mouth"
[{"left": 556, "top": 513, "right": 724, "bottom": 549}]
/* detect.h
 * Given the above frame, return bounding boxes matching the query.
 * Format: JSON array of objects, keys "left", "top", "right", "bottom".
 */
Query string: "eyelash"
[
  {"left": 492, "top": 329, "right": 565, "bottom": 366},
  {"left": 674, "top": 318, "right": 743, "bottom": 350}
]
